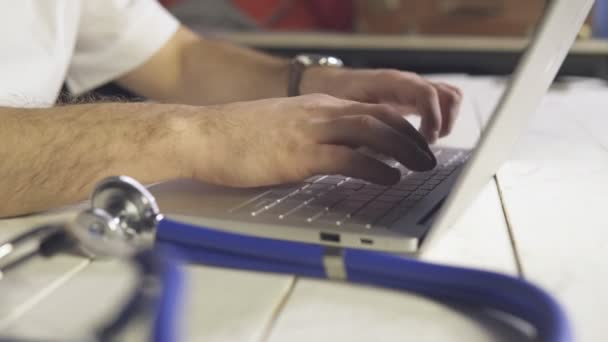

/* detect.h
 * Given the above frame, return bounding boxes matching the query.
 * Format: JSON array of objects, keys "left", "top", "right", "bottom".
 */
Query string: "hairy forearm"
[
  {"left": 0, "top": 103, "right": 192, "bottom": 217},
  {"left": 118, "top": 27, "right": 290, "bottom": 105},
  {"left": 179, "top": 32, "right": 290, "bottom": 104}
]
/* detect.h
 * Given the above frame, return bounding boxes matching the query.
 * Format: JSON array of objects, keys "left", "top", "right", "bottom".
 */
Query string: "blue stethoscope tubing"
[
  {"left": 154, "top": 218, "right": 572, "bottom": 342},
  {"left": 94, "top": 247, "right": 185, "bottom": 342}
]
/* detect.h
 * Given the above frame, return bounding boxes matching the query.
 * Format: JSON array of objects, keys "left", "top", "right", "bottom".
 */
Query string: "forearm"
[
  {"left": 119, "top": 27, "right": 290, "bottom": 105},
  {"left": 0, "top": 103, "right": 192, "bottom": 217}
]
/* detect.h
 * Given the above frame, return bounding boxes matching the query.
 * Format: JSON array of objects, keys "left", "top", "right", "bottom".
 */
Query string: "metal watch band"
[{"left": 287, "top": 54, "right": 344, "bottom": 97}]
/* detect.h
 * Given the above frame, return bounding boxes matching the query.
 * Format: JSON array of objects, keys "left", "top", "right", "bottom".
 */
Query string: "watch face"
[
  {"left": 296, "top": 54, "right": 344, "bottom": 67},
  {"left": 320, "top": 56, "right": 344, "bottom": 67}
]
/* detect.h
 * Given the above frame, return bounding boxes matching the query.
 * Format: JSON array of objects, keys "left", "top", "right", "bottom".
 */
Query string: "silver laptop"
[{"left": 152, "top": 0, "right": 594, "bottom": 254}]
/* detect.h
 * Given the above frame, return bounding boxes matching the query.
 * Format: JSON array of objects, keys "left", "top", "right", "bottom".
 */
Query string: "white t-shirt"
[{"left": 0, "top": 0, "right": 179, "bottom": 107}]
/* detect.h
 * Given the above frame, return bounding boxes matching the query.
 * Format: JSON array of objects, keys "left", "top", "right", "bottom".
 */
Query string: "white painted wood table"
[{"left": 1, "top": 75, "right": 601, "bottom": 341}]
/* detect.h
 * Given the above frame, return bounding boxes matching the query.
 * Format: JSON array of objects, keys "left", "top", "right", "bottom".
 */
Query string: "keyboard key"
[
  {"left": 290, "top": 204, "right": 326, "bottom": 220},
  {"left": 299, "top": 184, "right": 331, "bottom": 197},
  {"left": 331, "top": 200, "right": 367, "bottom": 215},
  {"left": 408, "top": 172, "right": 432, "bottom": 180},
  {"left": 413, "top": 187, "right": 429, "bottom": 194},
  {"left": 376, "top": 194, "right": 403, "bottom": 203},
  {"left": 308, "top": 183, "right": 332, "bottom": 190},
  {"left": 365, "top": 184, "right": 389, "bottom": 191},
  {"left": 403, "top": 178, "right": 425, "bottom": 185},
  {"left": 363, "top": 201, "right": 395, "bottom": 211},
  {"left": 394, "top": 183, "right": 419, "bottom": 191},
  {"left": 350, "top": 194, "right": 376, "bottom": 202},
  {"left": 346, "top": 178, "right": 368, "bottom": 185},
  {"left": 339, "top": 182, "right": 365, "bottom": 190},
  {"left": 398, "top": 198, "right": 418, "bottom": 208},
  {"left": 410, "top": 194, "right": 425, "bottom": 201},
  {"left": 269, "top": 186, "right": 302, "bottom": 197},
  {"left": 306, "top": 175, "right": 323, "bottom": 183},
  {"left": 289, "top": 192, "right": 316, "bottom": 202},
  {"left": 236, "top": 198, "right": 275, "bottom": 215},
  {"left": 314, "top": 193, "right": 348, "bottom": 208},
  {"left": 384, "top": 189, "right": 411, "bottom": 197},
  {"left": 356, "top": 189, "right": 384, "bottom": 196},
  {"left": 263, "top": 199, "right": 302, "bottom": 216},
  {"left": 316, "top": 175, "right": 346, "bottom": 184}
]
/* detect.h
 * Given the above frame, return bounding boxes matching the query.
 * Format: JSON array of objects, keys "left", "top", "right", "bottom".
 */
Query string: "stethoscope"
[{"left": 0, "top": 176, "right": 572, "bottom": 342}]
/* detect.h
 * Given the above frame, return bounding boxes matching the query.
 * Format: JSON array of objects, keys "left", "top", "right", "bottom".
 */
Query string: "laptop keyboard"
[{"left": 234, "top": 148, "right": 469, "bottom": 229}]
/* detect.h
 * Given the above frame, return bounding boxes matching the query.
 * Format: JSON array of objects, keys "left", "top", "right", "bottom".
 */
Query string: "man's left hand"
[{"left": 300, "top": 68, "right": 463, "bottom": 144}]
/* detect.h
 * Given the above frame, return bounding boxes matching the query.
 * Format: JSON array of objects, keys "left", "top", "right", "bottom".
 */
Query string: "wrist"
[
  {"left": 299, "top": 66, "right": 346, "bottom": 97},
  {"left": 163, "top": 105, "right": 208, "bottom": 179}
]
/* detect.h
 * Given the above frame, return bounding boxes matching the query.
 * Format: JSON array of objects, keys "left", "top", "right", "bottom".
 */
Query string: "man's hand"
[
  {"left": 118, "top": 27, "right": 462, "bottom": 145},
  {"left": 300, "top": 68, "right": 463, "bottom": 144},
  {"left": 177, "top": 94, "right": 437, "bottom": 188}
]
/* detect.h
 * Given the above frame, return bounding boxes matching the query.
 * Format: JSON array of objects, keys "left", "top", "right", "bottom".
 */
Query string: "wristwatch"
[{"left": 287, "top": 54, "right": 344, "bottom": 97}]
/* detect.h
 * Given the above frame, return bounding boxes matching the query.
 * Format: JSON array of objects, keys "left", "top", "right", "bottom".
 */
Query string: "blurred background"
[
  {"left": 163, "top": 0, "right": 604, "bottom": 37},
  {"left": 93, "top": 1, "right": 608, "bottom": 96},
  {"left": 159, "top": 0, "right": 608, "bottom": 76}
]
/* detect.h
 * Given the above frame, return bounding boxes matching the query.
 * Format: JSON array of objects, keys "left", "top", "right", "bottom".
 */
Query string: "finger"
[
  {"left": 354, "top": 103, "right": 432, "bottom": 154},
  {"left": 308, "top": 145, "right": 401, "bottom": 185},
  {"left": 435, "top": 82, "right": 463, "bottom": 98},
  {"left": 432, "top": 82, "right": 463, "bottom": 137},
  {"left": 314, "top": 115, "right": 436, "bottom": 171},
  {"left": 321, "top": 102, "right": 432, "bottom": 154},
  {"left": 401, "top": 78, "right": 442, "bottom": 144}
]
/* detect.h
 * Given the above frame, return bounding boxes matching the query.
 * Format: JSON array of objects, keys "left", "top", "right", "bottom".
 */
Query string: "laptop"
[{"left": 151, "top": 0, "right": 594, "bottom": 254}]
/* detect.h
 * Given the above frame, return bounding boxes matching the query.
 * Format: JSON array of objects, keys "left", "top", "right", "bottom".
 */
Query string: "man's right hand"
[{"left": 176, "top": 94, "right": 437, "bottom": 188}]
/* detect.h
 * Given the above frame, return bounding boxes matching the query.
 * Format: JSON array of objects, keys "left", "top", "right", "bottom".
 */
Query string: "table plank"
[
  {"left": 266, "top": 279, "right": 529, "bottom": 342},
  {"left": 3, "top": 257, "right": 295, "bottom": 341},
  {"left": 0, "top": 211, "right": 85, "bottom": 332},
  {"left": 493, "top": 79, "right": 608, "bottom": 342},
  {"left": 0, "top": 214, "right": 295, "bottom": 341}
]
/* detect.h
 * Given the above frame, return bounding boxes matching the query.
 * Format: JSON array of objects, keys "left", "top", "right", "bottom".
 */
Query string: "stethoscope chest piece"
[{"left": 69, "top": 176, "right": 163, "bottom": 258}]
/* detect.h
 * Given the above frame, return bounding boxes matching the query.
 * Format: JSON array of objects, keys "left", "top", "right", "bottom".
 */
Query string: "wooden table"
[{"left": 1, "top": 75, "right": 604, "bottom": 341}]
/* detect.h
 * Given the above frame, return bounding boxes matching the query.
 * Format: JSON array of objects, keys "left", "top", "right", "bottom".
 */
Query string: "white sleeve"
[{"left": 66, "top": 0, "right": 180, "bottom": 95}]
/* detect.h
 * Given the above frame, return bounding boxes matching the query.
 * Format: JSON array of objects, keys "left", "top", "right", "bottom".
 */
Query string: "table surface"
[{"left": 1, "top": 75, "right": 606, "bottom": 341}]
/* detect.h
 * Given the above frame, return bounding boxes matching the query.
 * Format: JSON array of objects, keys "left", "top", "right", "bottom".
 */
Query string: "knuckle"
[
  {"left": 394, "top": 70, "right": 422, "bottom": 82},
  {"left": 300, "top": 93, "right": 343, "bottom": 113},
  {"left": 420, "top": 84, "right": 438, "bottom": 99},
  {"left": 375, "top": 69, "right": 403, "bottom": 81},
  {"left": 374, "top": 103, "right": 397, "bottom": 117},
  {"left": 301, "top": 93, "right": 335, "bottom": 103},
  {"left": 442, "top": 87, "right": 462, "bottom": 105},
  {"left": 355, "top": 114, "right": 380, "bottom": 130}
]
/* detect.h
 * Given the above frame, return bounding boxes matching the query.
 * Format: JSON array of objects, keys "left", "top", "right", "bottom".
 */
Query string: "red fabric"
[
  {"left": 234, "top": 0, "right": 316, "bottom": 30},
  {"left": 233, "top": 0, "right": 353, "bottom": 31},
  {"left": 308, "top": 0, "right": 353, "bottom": 31}
]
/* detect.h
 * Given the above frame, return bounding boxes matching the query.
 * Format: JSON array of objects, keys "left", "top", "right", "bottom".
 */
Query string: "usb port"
[
  {"left": 320, "top": 232, "right": 340, "bottom": 243},
  {"left": 360, "top": 238, "right": 374, "bottom": 245}
]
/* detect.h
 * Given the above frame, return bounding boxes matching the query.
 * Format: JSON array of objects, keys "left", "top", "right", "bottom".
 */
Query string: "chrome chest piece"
[{"left": 70, "top": 176, "right": 163, "bottom": 258}]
